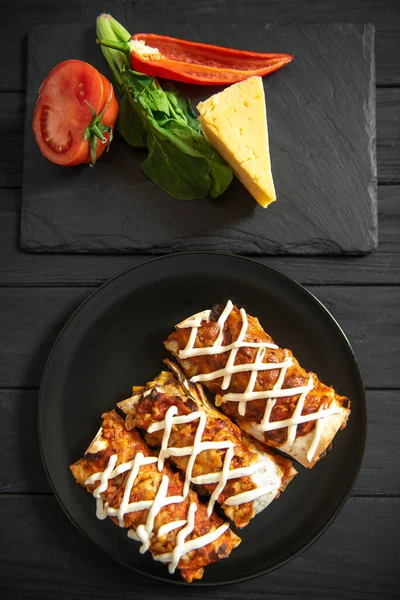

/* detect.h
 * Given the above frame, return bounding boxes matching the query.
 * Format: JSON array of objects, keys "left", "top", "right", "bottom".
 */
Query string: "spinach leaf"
[
  {"left": 117, "top": 95, "right": 146, "bottom": 148},
  {"left": 149, "top": 116, "right": 232, "bottom": 198},
  {"left": 142, "top": 132, "right": 212, "bottom": 200},
  {"left": 163, "top": 86, "right": 202, "bottom": 132},
  {"left": 117, "top": 69, "right": 232, "bottom": 200}
]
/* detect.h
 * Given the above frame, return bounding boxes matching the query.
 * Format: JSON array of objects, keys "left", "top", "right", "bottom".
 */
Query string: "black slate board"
[{"left": 21, "top": 23, "right": 377, "bottom": 255}]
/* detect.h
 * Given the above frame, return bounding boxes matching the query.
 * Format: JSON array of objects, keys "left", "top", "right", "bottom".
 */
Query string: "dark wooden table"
[{"left": 1, "top": 1, "right": 399, "bottom": 597}]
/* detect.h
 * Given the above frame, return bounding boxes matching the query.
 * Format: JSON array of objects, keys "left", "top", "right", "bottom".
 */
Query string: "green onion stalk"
[{"left": 96, "top": 14, "right": 133, "bottom": 86}]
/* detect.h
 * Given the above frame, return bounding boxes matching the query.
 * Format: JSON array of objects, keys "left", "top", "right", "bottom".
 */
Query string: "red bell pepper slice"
[{"left": 98, "top": 32, "right": 293, "bottom": 85}]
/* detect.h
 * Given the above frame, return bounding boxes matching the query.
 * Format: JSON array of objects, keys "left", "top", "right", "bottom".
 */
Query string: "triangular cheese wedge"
[{"left": 197, "top": 76, "right": 276, "bottom": 207}]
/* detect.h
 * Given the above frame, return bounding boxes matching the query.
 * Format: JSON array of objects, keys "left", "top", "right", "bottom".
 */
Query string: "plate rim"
[{"left": 38, "top": 251, "right": 367, "bottom": 586}]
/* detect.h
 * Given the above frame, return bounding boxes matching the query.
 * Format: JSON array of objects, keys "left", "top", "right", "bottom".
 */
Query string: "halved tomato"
[{"left": 32, "top": 60, "right": 119, "bottom": 166}]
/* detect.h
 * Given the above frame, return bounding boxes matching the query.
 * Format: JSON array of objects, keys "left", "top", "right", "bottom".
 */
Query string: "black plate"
[{"left": 38, "top": 252, "right": 366, "bottom": 585}]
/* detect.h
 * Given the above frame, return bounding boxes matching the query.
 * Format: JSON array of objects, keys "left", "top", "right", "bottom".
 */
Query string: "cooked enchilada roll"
[
  {"left": 164, "top": 301, "right": 351, "bottom": 468},
  {"left": 70, "top": 410, "right": 240, "bottom": 582},
  {"left": 118, "top": 363, "right": 297, "bottom": 529}
]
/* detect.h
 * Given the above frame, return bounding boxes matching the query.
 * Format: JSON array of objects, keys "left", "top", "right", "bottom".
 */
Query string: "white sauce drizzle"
[
  {"left": 135, "top": 474, "right": 184, "bottom": 554},
  {"left": 224, "top": 484, "right": 279, "bottom": 506},
  {"left": 239, "top": 347, "right": 265, "bottom": 416},
  {"left": 85, "top": 451, "right": 228, "bottom": 573},
  {"left": 157, "top": 519, "right": 187, "bottom": 538},
  {"left": 190, "top": 463, "right": 261, "bottom": 485},
  {"left": 154, "top": 510, "right": 230, "bottom": 574},
  {"left": 96, "top": 497, "right": 108, "bottom": 520},
  {"left": 179, "top": 339, "right": 277, "bottom": 359},
  {"left": 191, "top": 357, "right": 290, "bottom": 383},
  {"left": 85, "top": 453, "right": 158, "bottom": 525},
  {"left": 259, "top": 405, "right": 341, "bottom": 431},
  {"left": 176, "top": 300, "right": 343, "bottom": 462},
  {"left": 207, "top": 446, "right": 235, "bottom": 515},
  {"left": 147, "top": 405, "right": 275, "bottom": 516},
  {"left": 306, "top": 416, "right": 324, "bottom": 463},
  {"left": 176, "top": 310, "right": 211, "bottom": 329}
]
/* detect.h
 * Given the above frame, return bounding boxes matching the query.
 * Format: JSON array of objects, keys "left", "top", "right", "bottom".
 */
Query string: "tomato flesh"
[
  {"left": 39, "top": 104, "right": 73, "bottom": 154},
  {"left": 33, "top": 60, "right": 118, "bottom": 166}
]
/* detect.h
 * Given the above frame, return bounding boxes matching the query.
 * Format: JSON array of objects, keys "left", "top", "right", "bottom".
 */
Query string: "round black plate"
[{"left": 39, "top": 252, "right": 366, "bottom": 585}]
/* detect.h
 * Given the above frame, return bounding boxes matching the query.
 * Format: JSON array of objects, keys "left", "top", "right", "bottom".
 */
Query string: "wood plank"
[
  {"left": 1, "top": 0, "right": 400, "bottom": 91},
  {"left": 0, "top": 287, "right": 91, "bottom": 388},
  {"left": 0, "top": 495, "right": 398, "bottom": 598},
  {"left": 0, "top": 87, "right": 396, "bottom": 189},
  {"left": 376, "top": 31, "right": 400, "bottom": 86},
  {"left": 377, "top": 89, "right": 400, "bottom": 182},
  {"left": 0, "top": 390, "right": 50, "bottom": 494},
  {"left": 315, "top": 286, "right": 400, "bottom": 390},
  {"left": 1, "top": 185, "right": 399, "bottom": 285},
  {"left": 133, "top": 0, "right": 400, "bottom": 30},
  {"left": 0, "top": 286, "right": 398, "bottom": 389},
  {"left": 360, "top": 390, "right": 400, "bottom": 496},
  {"left": 0, "top": 389, "right": 395, "bottom": 495}
]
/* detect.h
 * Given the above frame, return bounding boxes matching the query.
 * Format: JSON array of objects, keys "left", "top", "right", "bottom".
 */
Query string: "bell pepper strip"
[{"left": 97, "top": 22, "right": 293, "bottom": 86}]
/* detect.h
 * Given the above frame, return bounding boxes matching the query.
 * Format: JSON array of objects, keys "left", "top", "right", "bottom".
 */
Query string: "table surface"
[{"left": 1, "top": 0, "right": 399, "bottom": 598}]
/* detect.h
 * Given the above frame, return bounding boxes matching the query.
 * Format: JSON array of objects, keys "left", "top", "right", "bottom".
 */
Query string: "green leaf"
[
  {"left": 142, "top": 87, "right": 172, "bottom": 115},
  {"left": 153, "top": 119, "right": 204, "bottom": 157},
  {"left": 117, "top": 95, "right": 147, "bottom": 148},
  {"left": 125, "top": 69, "right": 155, "bottom": 91},
  {"left": 208, "top": 157, "right": 234, "bottom": 198},
  {"left": 141, "top": 131, "right": 212, "bottom": 200},
  {"left": 142, "top": 105, "right": 233, "bottom": 199},
  {"left": 121, "top": 70, "right": 161, "bottom": 104},
  {"left": 151, "top": 119, "right": 233, "bottom": 197},
  {"left": 190, "top": 133, "right": 234, "bottom": 197},
  {"left": 164, "top": 88, "right": 202, "bottom": 132}
]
